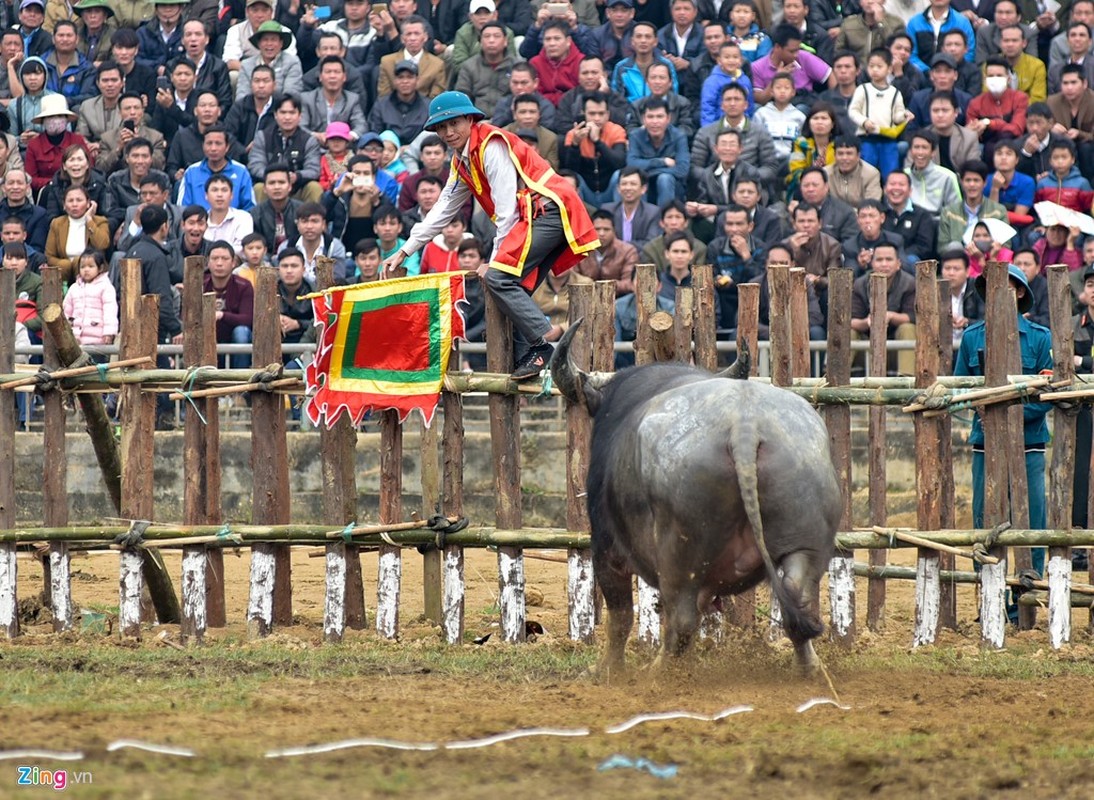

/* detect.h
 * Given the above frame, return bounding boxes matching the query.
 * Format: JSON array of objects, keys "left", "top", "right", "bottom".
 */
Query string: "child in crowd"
[
  {"left": 351, "top": 238, "right": 382, "bottom": 283},
  {"left": 455, "top": 237, "right": 487, "bottom": 372},
  {"left": 848, "top": 48, "right": 910, "bottom": 181},
  {"left": 62, "top": 248, "right": 118, "bottom": 349},
  {"left": 753, "top": 72, "right": 805, "bottom": 161},
  {"left": 319, "top": 122, "right": 354, "bottom": 193},
  {"left": 234, "top": 232, "right": 269, "bottom": 285},
  {"left": 420, "top": 217, "right": 471, "bottom": 274},
  {"left": 964, "top": 220, "right": 1014, "bottom": 278},
  {"left": 1034, "top": 140, "right": 1094, "bottom": 213},
  {"left": 700, "top": 41, "right": 754, "bottom": 125},
  {"left": 727, "top": 0, "right": 771, "bottom": 63},
  {"left": 374, "top": 204, "right": 419, "bottom": 276},
  {"left": 378, "top": 130, "right": 408, "bottom": 184}
]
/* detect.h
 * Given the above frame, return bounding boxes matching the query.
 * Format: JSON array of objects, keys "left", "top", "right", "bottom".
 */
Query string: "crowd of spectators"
[{"left": 5, "top": 0, "right": 1094, "bottom": 410}]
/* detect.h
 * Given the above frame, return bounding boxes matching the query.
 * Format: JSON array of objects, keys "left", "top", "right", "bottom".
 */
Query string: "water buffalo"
[{"left": 552, "top": 322, "right": 841, "bottom": 673}]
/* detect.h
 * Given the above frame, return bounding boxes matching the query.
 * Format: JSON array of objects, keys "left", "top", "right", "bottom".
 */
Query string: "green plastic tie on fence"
[
  {"left": 538, "top": 368, "right": 553, "bottom": 398},
  {"left": 95, "top": 362, "right": 108, "bottom": 382},
  {"left": 342, "top": 522, "right": 356, "bottom": 543},
  {"left": 216, "top": 524, "right": 232, "bottom": 540},
  {"left": 178, "top": 366, "right": 213, "bottom": 425}
]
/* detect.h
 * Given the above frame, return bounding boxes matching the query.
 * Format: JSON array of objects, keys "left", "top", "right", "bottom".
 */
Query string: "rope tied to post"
[
  {"left": 178, "top": 366, "right": 216, "bottom": 425},
  {"left": 250, "top": 363, "right": 285, "bottom": 392},
  {"left": 341, "top": 522, "right": 356, "bottom": 543},
  {"left": 972, "top": 521, "right": 1011, "bottom": 564},
  {"left": 538, "top": 368, "right": 553, "bottom": 398},
  {"left": 114, "top": 519, "right": 151, "bottom": 549},
  {"left": 417, "top": 515, "right": 469, "bottom": 553}
]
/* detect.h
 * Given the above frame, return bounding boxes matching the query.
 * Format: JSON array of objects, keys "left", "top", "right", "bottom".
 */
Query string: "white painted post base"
[
  {"left": 636, "top": 577, "right": 660, "bottom": 647},
  {"left": 567, "top": 548, "right": 595, "bottom": 643},
  {"left": 699, "top": 610, "right": 724, "bottom": 643},
  {"left": 118, "top": 549, "right": 143, "bottom": 639},
  {"left": 1047, "top": 554, "right": 1072, "bottom": 649},
  {"left": 376, "top": 545, "right": 401, "bottom": 640},
  {"left": 49, "top": 542, "right": 72, "bottom": 633},
  {"left": 441, "top": 545, "right": 464, "bottom": 644},
  {"left": 0, "top": 542, "right": 17, "bottom": 638},
  {"left": 497, "top": 549, "right": 525, "bottom": 644},
  {"left": 247, "top": 544, "right": 276, "bottom": 638},
  {"left": 979, "top": 556, "right": 1008, "bottom": 648},
  {"left": 180, "top": 546, "right": 207, "bottom": 644},
  {"left": 323, "top": 543, "right": 347, "bottom": 643},
  {"left": 912, "top": 553, "right": 940, "bottom": 647},
  {"left": 828, "top": 555, "right": 855, "bottom": 641},
  {"left": 767, "top": 590, "right": 783, "bottom": 641}
]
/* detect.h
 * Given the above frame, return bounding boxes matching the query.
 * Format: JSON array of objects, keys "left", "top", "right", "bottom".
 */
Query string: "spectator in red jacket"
[
  {"left": 966, "top": 55, "right": 1028, "bottom": 163},
  {"left": 24, "top": 95, "right": 91, "bottom": 194},
  {"left": 529, "top": 20, "right": 585, "bottom": 106}
]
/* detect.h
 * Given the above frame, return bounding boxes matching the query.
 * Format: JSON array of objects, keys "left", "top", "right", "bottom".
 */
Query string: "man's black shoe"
[{"left": 511, "top": 343, "right": 554, "bottom": 381}]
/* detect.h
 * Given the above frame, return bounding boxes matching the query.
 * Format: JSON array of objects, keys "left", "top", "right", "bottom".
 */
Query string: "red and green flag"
[{"left": 304, "top": 273, "right": 467, "bottom": 427}]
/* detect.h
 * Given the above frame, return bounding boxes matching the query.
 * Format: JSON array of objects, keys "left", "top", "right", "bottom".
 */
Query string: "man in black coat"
[
  {"left": 0, "top": 169, "right": 49, "bottom": 252},
  {"left": 250, "top": 163, "right": 302, "bottom": 252}
]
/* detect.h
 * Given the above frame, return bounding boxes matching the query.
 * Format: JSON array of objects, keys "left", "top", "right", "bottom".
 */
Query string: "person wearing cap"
[
  {"left": 72, "top": 0, "right": 117, "bottom": 66},
  {"left": 382, "top": 90, "right": 599, "bottom": 381},
  {"left": 42, "top": 20, "right": 95, "bottom": 108},
  {"left": 6, "top": 56, "right": 57, "bottom": 147},
  {"left": 451, "top": 0, "right": 516, "bottom": 75},
  {"left": 236, "top": 20, "right": 303, "bottom": 102},
  {"left": 955, "top": 262, "right": 1053, "bottom": 593},
  {"left": 24, "top": 93, "right": 89, "bottom": 191},
  {"left": 136, "top": 0, "right": 186, "bottom": 73},
  {"left": 906, "top": 53, "right": 972, "bottom": 132},
  {"left": 376, "top": 15, "right": 448, "bottom": 100},
  {"left": 318, "top": 121, "right": 353, "bottom": 191},
  {"left": 300, "top": 55, "right": 367, "bottom": 148},
  {"left": 223, "top": 0, "right": 299, "bottom": 78},
  {"left": 16, "top": 0, "right": 54, "bottom": 59},
  {"left": 585, "top": 0, "right": 635, "bottom": 74},
  {"left": 455, "top": 21, "right": 516, "bottom": 115},
  {"left": 368, "top": 58, "right": 429, "bottom": 144},
  {"left": 354, "top": 131, "right": 399, "bottom": 204}
]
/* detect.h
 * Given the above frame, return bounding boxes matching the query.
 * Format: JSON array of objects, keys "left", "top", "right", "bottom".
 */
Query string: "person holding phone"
[
  {"left": 95, "top": 92, "right": 168, "bottom": 175},
  {"left": 382, "top": 91, "right": 599, "bottom": 381}
]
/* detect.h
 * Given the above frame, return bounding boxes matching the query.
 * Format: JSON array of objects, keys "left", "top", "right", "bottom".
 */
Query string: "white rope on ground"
[
  {"left": 604, "top": 705, "right": 754, "bottom": 735},
  {"left": 444, "top": 728, "right": 591, "bottom": 750},
  {"left": 796, "top": 698, "right": 852, "bottom": 713},
  {"left": 105, "top": 741, "right": 196, "bottom": 757},
  {"left": 0, "top": 750, "right": 84, "bottom": 761},
  {"left": 266, "top": 739, "right": 441, "bottom": 758}
]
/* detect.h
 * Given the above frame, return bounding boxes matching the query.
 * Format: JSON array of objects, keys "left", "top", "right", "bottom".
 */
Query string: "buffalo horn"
[{"left": 716, "top": 338, "right": 751, "bottom": 380}]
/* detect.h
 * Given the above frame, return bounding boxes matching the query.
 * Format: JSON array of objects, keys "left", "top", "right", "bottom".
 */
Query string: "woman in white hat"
[{"left": 24, "top": 93, "right": 91, "bottom": 193}]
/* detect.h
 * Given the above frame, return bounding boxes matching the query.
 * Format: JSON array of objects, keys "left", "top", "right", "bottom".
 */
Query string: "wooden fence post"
[
  {"left": 485, "top": 290, "right": 524, "bottom": 644},
  {"left": 767, "top": 264, "right": 791, "bottom": 633},
  {"left": 376, "top": 409, "right": 402, "bottom": 639},
  {"left": 937, "top": 278, "right": 957, "bottom": 629},
  {"left": 441, "top": 347, "right": 465, "bottom": 644},
  {"left": 248, "top": 266, "right": 291, "bottom": 637},
  {"left": 825, "top": 268, "right": 854, "bottom": 645},
  {"left": 867, "top": 272, "right": 889, "bottom": 630},
  {"left": 789, "top": 268, "right": 809, "bottom": 378},
  {"left": 730, "top": 281, "right": 760, "bottom": 629},
  {"left": 1047, "top": 264, "right": 1075, "bottom": 648},
  {"left": 566, "top": 282, "right": 595, "bottom": 643},
  {"left": 913, "top": 261, "right": 942, "bottom": 647},
  {"left": 980, "top": 261, "right": 1012, "bottom": 647},
  {"left": 632, "top": 264, "right": 660, "bottom": 646},
  {"left": 40, "top": 267, "right": 70, "bottom": 629},
  {"left": 200, "top": 292, "right": 226, "bottom": 627},
  {"left": 0, "top": 268, "right": 16, "bottom": 638},
  {"left": 181, "top": 257, "right": 211, "bottom": 643}
]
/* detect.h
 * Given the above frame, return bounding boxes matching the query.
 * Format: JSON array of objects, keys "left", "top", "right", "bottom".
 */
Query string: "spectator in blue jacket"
[
  {"left": 905, "top": 0, "right": 975, "bottom": 74},
  {"left": 42, "top": 21, "right": 96, "bottom": 108},
  {"left": 626, "top": 97, "right": 690, "bottom": 205},
  {"left": 136, "top": 0, "right": 186, "bottom": 73},
  {"left": 701, "top": 40, "right": 754, "bottom": 126},
  {"left": 611, "top": 20, "right": 678, "bottom": 102}
]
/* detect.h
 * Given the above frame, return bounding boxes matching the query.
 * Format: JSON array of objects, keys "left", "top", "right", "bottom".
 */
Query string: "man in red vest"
[{"left": 383, "top": 90, "right": 600, "bottom": 380}]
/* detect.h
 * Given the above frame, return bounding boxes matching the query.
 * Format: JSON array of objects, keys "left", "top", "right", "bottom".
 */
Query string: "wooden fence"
[{"left": 0, "top": 257, "right": 1091, "bottom": 651}]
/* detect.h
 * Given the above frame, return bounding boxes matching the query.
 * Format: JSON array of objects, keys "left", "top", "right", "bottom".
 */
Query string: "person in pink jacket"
[{"left": 62, "top": 248, "right": 118, "bottom": 349}]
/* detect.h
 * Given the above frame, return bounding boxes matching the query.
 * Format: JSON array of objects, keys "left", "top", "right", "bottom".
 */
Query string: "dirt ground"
[{"left": 4, "top": 541, "right": 1094, "bottom": 799}]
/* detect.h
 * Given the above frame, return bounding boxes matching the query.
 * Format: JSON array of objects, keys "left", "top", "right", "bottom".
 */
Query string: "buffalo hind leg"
[
  {"left": 654, "top": 578, "right": 700, "bottom": 668},
  {"left": 777, "top": 552, "right": 824, "bottom": 673},
  {"left": 594, "top": 548, "right": 633, "bottom": 678}
]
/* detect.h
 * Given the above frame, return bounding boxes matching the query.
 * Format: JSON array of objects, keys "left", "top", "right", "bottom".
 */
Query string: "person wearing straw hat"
[
  {"left": 24, "top": 92, "right": 88, "bottom": 192},
  {"left": 72, "top": 0, "right": 117, "bottom": 66},
  {"left": 136, "top": 0, "right": 187, "bottom": 73},
  {"left": 381, "top": 90, "right": 599, "bottom": 381},
  {"left": 236, "top": 20, "right": 302, "bottom": 102},
  {"left": 954, "top": 262, "right": 1053, "bottom": 612}
]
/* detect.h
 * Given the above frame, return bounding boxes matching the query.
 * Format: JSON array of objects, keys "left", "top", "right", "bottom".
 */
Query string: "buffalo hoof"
[
  {"left": 794, "top": 641, "right": 820, "bottom": 675},
  {"left": 590, "top": 654, "right": 626, "bottom": 683}
]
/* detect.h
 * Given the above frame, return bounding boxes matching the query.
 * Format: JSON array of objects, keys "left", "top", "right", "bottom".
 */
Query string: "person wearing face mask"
[
  {"left": 966, "top": 55, "right": 1028, "bottom": 163},
  {"left": 23, "top": 93, "right": 89, "bottom": 193},
  {"left": 962, "top": 218, "right": 1015, "bottom": 278},
  {"left": 938, "top": 160, "right": 1009, "bottom": 257}
]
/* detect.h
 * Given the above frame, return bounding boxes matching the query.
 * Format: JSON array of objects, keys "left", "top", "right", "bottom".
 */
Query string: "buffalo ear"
[{"left": 582, "top": 383, "right": 602, "bottom": 416}]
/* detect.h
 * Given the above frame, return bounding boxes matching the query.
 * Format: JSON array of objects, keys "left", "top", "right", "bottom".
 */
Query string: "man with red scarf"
[{"left": 383, "top": 90, "right": 600, "bottom": 380}]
